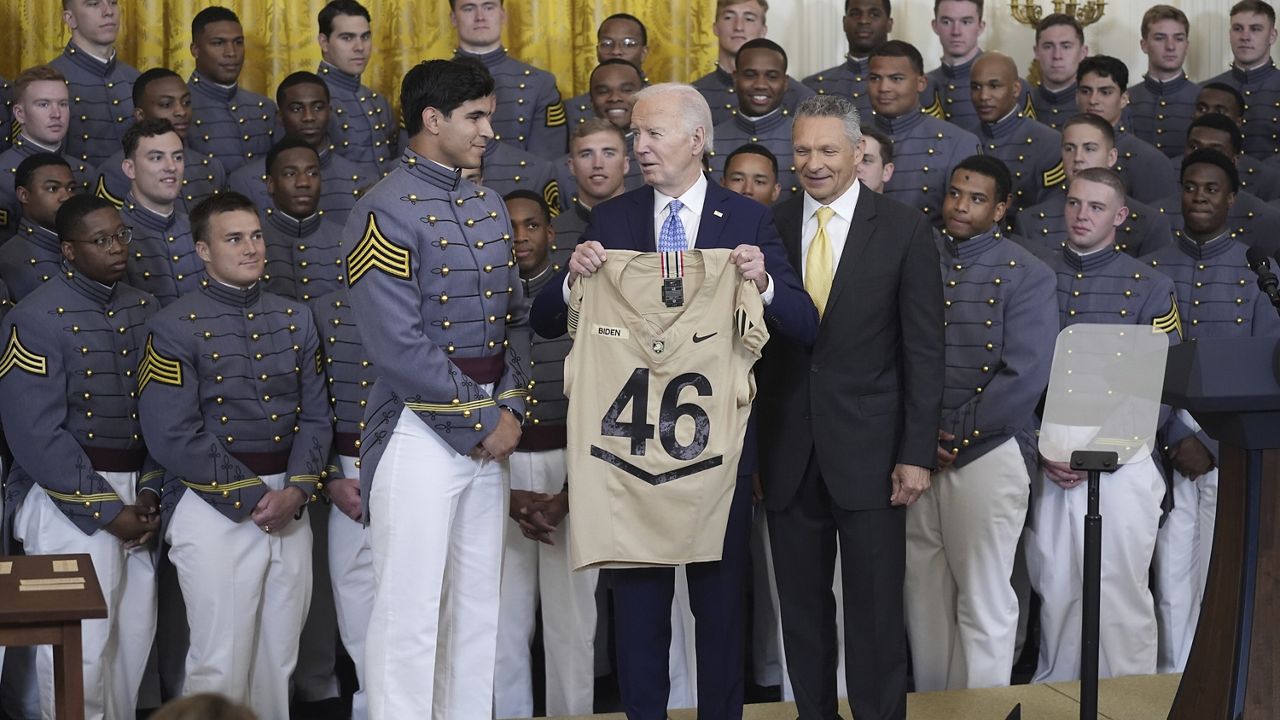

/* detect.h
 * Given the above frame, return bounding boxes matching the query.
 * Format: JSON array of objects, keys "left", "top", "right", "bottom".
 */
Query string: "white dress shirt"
[{"left": 800, "top": 180, "right": 863, "bottom": 284}]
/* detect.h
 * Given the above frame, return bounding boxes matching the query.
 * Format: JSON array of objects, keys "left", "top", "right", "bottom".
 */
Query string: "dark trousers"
[
  {"left": 767, "top": 453, "right": 907, "bottom": 720},
  {"left": 610, "top": 472, "right": 751, "bottom": 720}
]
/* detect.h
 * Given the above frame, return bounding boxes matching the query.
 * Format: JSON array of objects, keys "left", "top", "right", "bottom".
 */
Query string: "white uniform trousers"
[
  {"left": 1027, "top": 455, "right": 1163, "bottom": 682},
  {"left": 330, "top": 454, "right": 374, "bottom": 720},
  {"left": 365, "top": 406, "right": 506, "bottom": 720},
  {"left": 13, "top": 471, "right": 157, "bottom": 720},
  {"left": 906, "top": 437, "right": 1030, "bottom": 691},
  {"left": 1154, "top": 468, "right": 1217, "bottom": 672},
  {"left": 494, "top": 448, "right": 598, "bottom": 718},
  {"left": 165, "top": 472, "right": 313, "bottom": 719}
]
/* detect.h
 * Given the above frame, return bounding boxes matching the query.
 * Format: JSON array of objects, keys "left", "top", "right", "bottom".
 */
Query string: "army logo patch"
[
  {"left": 1152, "top": 292, "right": 1183, "bottom": 340},
  {"left": 1042, "top": 162, "right": 1065, "bottom": 189},
  {"left": 137, "top": 336, "right": 183, "bottom": 392},
  {"left": 546, "top": 101, "right": 567, "bottom": 127},
  {"left": 0, "top": 326, "right": 47, "bottom": 378},
  {"left": 543, "top": 180, "right": 561, "bottom": 217},
  {"left": 347, "top": 212, "right": 412, "bottom": 286},
  {"left": 922, "top": 91, "right": 944, "bottom": 120},
  {"left": 95, "top": 175, "right": 124, "bottom": 209}
]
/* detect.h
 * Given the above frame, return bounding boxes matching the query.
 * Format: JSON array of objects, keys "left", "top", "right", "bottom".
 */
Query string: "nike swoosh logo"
[{"left": 692, "top": 332, "right": 717, "bottom": 343}]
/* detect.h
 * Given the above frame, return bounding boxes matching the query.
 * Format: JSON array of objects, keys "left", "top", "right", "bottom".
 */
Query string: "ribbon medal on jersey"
[{"left": 661, "top": 251, "right": 685, "bottom": 308}]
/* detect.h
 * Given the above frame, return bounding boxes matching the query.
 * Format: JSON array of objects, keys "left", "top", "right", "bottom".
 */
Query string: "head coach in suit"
[
  {"left": 529, "top": 82, "right": 819, "bottom": 719},
  {"left": 755, "top": 94, "right": 945, "bottom": 720}
]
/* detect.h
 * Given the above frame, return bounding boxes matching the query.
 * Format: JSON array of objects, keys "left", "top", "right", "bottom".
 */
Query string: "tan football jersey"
[{"left": 565, "top": 249, "right": 768, "bottom": 570}]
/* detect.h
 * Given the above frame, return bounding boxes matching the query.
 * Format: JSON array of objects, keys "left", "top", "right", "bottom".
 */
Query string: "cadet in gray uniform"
[
  {"left": 0, "top": 194, "right": 159, "bottom": 720},
  {"left": 140, "top": 192, "right": 329, "bottom": 719},
  {"left": 317, "top": 0, "right": 397, "bottom": 178},
  {"left": 708, "top": 40, "right": 800, "bottom": 203},
  {"left": 1076, "top": 55, "right": 1178, "bottom": 204},
  {"left": 1142, "top": 149, "right": 1280, "bottom": 675},
  {"left": 871, "top": 41, "right": 980, "bottom": 228},
  {"left": 554, "top": 61, "right": 645, "bottom": 212},
  {"left": 971, "top": 52, "right": 1063, "bottom": 226},
  {"left": 923, "top": 1, "right": 1032, "bottom": 135},
  {"left": 693, "top": 0, "right": 813, "bottom": 127},
  {"left": 1207, "top": 1, "right": 1280, "bottom": 161},
  {"left": 48, "top": 0, "right": 140, "bottom": 168},
  {"left": 1029, "top": 166, "right": 1180, "bottom": 682},
  {"left": 1192, "top": 84, "right": 1280, "bottom": 201},
  {"left": 561, "top": 119, "right": 633, "bottom": 225},
  {"left": 1016, "top": 114, "right": 1171, "bottom": 257},
  {"left": 564, "top": 14, "right": 650, "bottom": 130},
  {"left": 228, "top": 72, "right": 368, "bottom": 228},
  {"left": 119, "top": 119, "right": 205, "bottom": 306},
  {"left": 0, "top": 67, "right": 97, "bottom": 236},
  {"left": 476, "top": 128, "right": 560, "bottom": 217},
  {"left": 723, "top": 143, "right": 781, "bottom": 206},
  {"left": 1151, "top": 115, "right": 1280, "bottom": 248},
  {"left": 342, "top": 59, "right": 530, "bottom": 720},
  {"left": 260, "top": 139, "right": 347, "bottom": 302},
  {"left": 96, "top": 68, "right": 227, "bottom": 214},
  {"left": 1125, "top": 6, "right": 1197, "bottom": 159},
  {"left": 0, "top": 155, "right": 77, "bottom": 300},
  {"left": 451, "top": 0, "right": 566, "bottom": 159},
  {"left": 907, "top": 155, "right": 1057, "bottom": 692},
  {"left": 187, "top": 7, "right": 278, "bottom": 174},
  {"left": 803, "top": 0, "right": 893, "bottom": 119},
  {"left": 1027, "top": 14, "right": 1087, "bottom": 130}
]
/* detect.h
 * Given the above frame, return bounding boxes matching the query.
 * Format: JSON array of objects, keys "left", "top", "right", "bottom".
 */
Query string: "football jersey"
[{"left": 565, "top": 249, "right": 768, "bottom": 570}]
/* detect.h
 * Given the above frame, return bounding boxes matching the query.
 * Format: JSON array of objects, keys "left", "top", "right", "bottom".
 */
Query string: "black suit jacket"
[
  {"left": 757, "top": 185, "right": 945, "bottom": 511},
  {"left": 530, "top": 180, "right": 819, "bottom": 476}
]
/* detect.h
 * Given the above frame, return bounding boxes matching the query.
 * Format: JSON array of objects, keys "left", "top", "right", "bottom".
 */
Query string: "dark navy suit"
[{"left": 530, "top": 180, "right": 817, "bottom": 720}]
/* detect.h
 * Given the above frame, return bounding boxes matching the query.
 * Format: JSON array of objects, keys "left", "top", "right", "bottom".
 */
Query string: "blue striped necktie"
[{"left": 658, "top": 199, "right": 688, "bottom": 252}]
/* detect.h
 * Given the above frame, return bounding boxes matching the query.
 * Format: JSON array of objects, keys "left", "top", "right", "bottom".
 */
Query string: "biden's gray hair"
[
  {"left": 794, "top": 94, "right": 863, "bottom": 149},
  {"left": 634, "top": 82, "right": 715, "bottom": 150}
]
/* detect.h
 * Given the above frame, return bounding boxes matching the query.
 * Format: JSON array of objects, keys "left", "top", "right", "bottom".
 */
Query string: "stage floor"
[{"left": 547, "top": 673, "right": 1181, "bottom": 719}]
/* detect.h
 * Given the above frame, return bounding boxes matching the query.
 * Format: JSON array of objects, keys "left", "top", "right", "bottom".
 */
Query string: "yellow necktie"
[{"left": 805, "top": 206, "right": 835, "bottom": 317}]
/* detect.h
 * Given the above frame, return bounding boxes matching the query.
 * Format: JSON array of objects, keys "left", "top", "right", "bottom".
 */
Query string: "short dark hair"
[
  {"left": 1182, "top": 148, "right": 1240, "bottom": 194},
  {"left": 1188, "top": 113, "right": 1244, "bottom": 155},
  {"left": 1231, "top": 0, "right": 1276, "bottom": 24},
  {"left": 1077, "top": 55, "right": 1128, "bottom": 90},
  {"left": 401, "top": 59, "right": 496, "bottom": 137},
  {"left": 15, "top": 153, "right": 71, "bottom": 192},
  {"left": 1062, "top": 113, "right": 1116, "bottom": 146},
  {"left": 1141, "top": 5, "right": 1189, "bottom": 38},
  {"left": 132, "top": 68, "right": 184, "bottom": 109},
  {"left": 1035, "top": 13, "right": 1084, "bottom": 44},
  {"left": 503, "top": 189, "right": 551, "bottom": 223},
  {"left": 735, "top": 38, "right": 788, "bottom": 72},
  {"left": 192, "top": 6, "right": 241, "bottom": 42},
  {"left": 123, "top": 118, "right": 179, "bottom": 159},
  {"left": 870, "top": 40, "right": 924, "bottom": 76},
  {"left": 861, "top": 127, "right": 895, "bottom": 164},
  {"left": 190, "top": 192, "right": 259, "bottom": 246},
  {"left": 55, "top": 194, "right": 117, "bottom": 244},
  {"left": 318, "top": 0, "right": 371, "bottom": 36},
  {"left": 934, "top": 0, "right": 983, "bottom": 16},
  {"left": 951, "top": 154, "right": 1012, "bottom": 201},
  {"left": 601, "top": 13, "right": 648, "bottom": 47},
  {"left": 591, "top": 58, "right": 644, "bottom": 85},
  {"left": 1200, "top": 82, "right": 1246, "bottom": 117},
  {"left": 848, "top": 0, "right": 892, "bottom": 15},
  {"left": 725, "top": 143, "right": 779, "bottom": 179},
  {"left": 276, "top": 71, "right": 330, "bottom": 108},
  {"left": 266, "top": 138, "right": 320, "bottom": 176}
]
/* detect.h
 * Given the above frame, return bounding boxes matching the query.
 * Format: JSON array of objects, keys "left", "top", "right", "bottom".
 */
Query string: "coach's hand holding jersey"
[
  {"left": 756, "top": 94, "right": 945, "bottom": 720},
  {"left": 530, "top": 83, "right": 817, "bottom": 720}
]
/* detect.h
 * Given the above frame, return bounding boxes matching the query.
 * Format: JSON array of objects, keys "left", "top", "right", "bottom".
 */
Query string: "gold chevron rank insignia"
[
  {"left": 1042, "top": 161, "right": 1066, "bottom": 188},
  {"left": 922, "top": 91, "right": 944, "bottom": 119},
  {"left": 95, "top": 175, "right": 124, "bottom": 208},
  {"left": 137, "top": 336, "right": 183, "bottom": 392},
  {"left": 1022, "top": 95, "right": 1037, "bottom": 121},
  {"left": 347, "top": 212, "right": 411, "bottom": 286},
  {"left": 1152, "top": 292, "right": 1183, "bottom": 340},
  {"left": 544, "top": 180, "right": 561, "bottom": 217},
  {"left": 546, "top": 101, "right": 567, "bottom": 127},
  {"left": 0, "top": 326, "right": 47, "bottom": 378}
]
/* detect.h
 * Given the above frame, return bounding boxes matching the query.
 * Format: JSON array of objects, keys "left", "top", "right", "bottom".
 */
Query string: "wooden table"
[{"left": 0, "top": 553, "right": 107, "bottom": 720}]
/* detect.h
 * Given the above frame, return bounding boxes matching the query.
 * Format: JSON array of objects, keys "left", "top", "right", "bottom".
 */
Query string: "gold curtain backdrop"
[{"left": 3, "top": 0, "right": 716, "bottom": 116}]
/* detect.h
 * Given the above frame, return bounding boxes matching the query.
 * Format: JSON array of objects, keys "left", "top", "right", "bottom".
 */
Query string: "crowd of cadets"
[{"left": 0, "top": 0, "right": 1277, "bottom": 716}]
